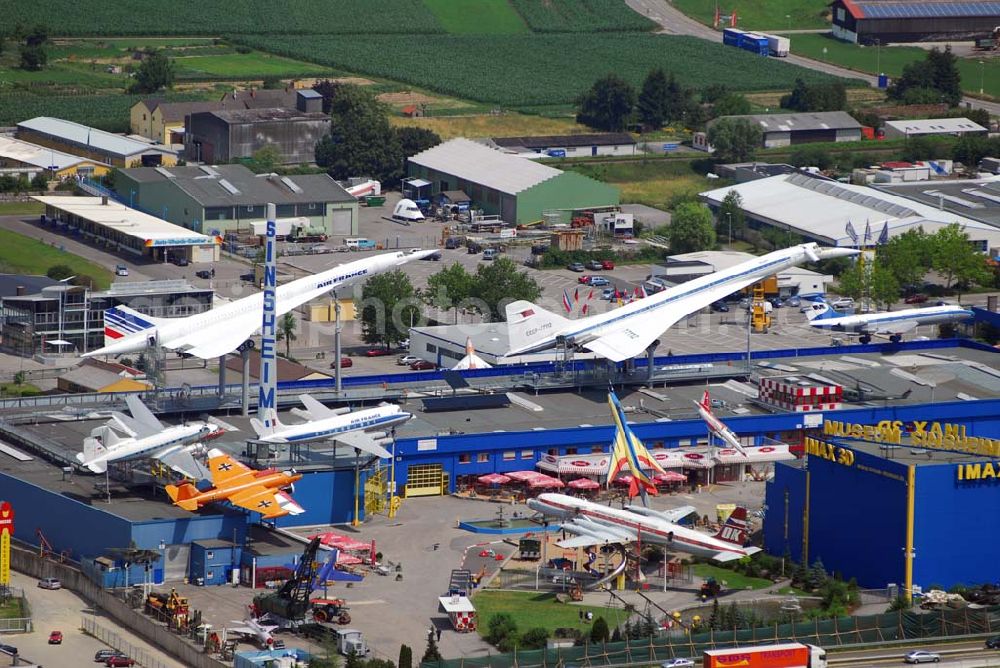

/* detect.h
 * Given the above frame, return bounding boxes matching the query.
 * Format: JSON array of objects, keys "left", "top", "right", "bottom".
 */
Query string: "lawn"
[
  {"left": 0, "top": 597, "right": 24, "bottom": 619},
  {"left": 0, "top": 382, "right": 42, "bottom": 397},
  {"left": 792, "top": 33, "right": 1000, "bottom": 98},
  {"left": 0, "top": 229, "right": 112, "bottom": 290},
  {"left": 473, "top": 590, "right": 625, "bottom": 637},
  {"left": 0, "top": 201, "right": 44, "bottom": 215},
  {"left": 672, "top": 0, "right": 830, "bottom": 31},
  {"left": 424, "top": 0, "right": 529, "bottom": 34},
  {"left": 570, "top": 160, "right": 722, "bottom": 209},
  {"left": 692, "top": 564, "right": 773, "bottom": 591},
  {"left": 390, "top": 113, "right": 588, "bottom": 140},
  {"left": 173, "top": 53, "right": 338, "bottom": 80}
]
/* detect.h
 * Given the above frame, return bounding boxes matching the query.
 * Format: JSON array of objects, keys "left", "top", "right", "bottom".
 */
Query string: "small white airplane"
[
  {"left": 229, "top": 617, "right": 280, "bottom": 648},
  {"left": 452, "top": 337, "right": 492, "bottom": 370},
  {"left": 85, "top": 248, "right": 436, "bottom": 359},
  {"left": 76, "top": 395, "right": 222, "bottom": 477},
  {"left": 694, "top": 390, "right": 747, "bottom": 457},
  {"left": 251, "top": 395, "right": 410, "bottom": 459},
  {"left": 527, "top": 493, "right": 759, "bottom": 562},
  {"left": 805, "top": 300, "right": 974, "bottom": 344},
  {"left": 506, "top": 243, "right": 859, "bottom": 362}
]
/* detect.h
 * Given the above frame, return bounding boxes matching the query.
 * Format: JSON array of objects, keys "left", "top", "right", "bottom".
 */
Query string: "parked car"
[
  {"left": 710, "top": 301, "right": 730, "bottom": 312},
  {"left": 239, "top": 272, "right": 256, "bottom": 283},
  {"left": 985, "top": 636, "right": 1000, "bottom": 649},
  {"left": 410, "top": 360, "right": 436, "bottom": 370},
  {"left": 399, "top": 338, "right": 410, "bottom": 350},
  {"left": 661, "top": 659, "right": 695, "bottom": 668},
  {"left": 106, "top": 656, "right": 137, "bottom": 667},
  {"left": 38, "top": 577, "right": 61, "bottom": 590},
  {"left": 601, "top": 259, "right": 615, "bottom": 270},
  {"left": 601, "top": 288, "right": 616, "bottom": 300},
  {"left": 589, "top": 276, "right": 610, "bottom": 287},
  {"left": 397, "top": 355, "right": 419, "bottom": 366},
  {"left": 566, "top": 262, "right": 585, "bottom": 272},
  {"left": 48, "top": 631, "right": 63, "bottom": 644},
  {"left": 330, "top": 357, "right": 352, "bottom": 369},
  {"left": 365, "top": 348, "right": 391, "bottom": 357},
  {"left": 768, "top": 297, "right": 784, "bottom": 308},
  {"left": 445, "top": 237, "right": 461, "bottom": 250},
  {"left": 195, "top": 269, "right": 213, "bottom": 279},
  {"left": 831, "top": 297, "right": 855, "bottom": 310},
  {"left": 903, "top": 651, "right": 940, "bottom": 664},
  {"left": 467, "top": 243, "right": 482, "bottom": 254},
  {"left": 421, "top": 251, "right": 442, "bottom": 261},
  {"left": 95, "top": 649, "right": 126, "bottom": 662},
  {"left": 585, "top": 260, "right": 604, "bottom": 270},
  {"left": 171, "top": 256, "right": 189, "bottom": 267},
  {"left": 904, "top": 294, "right": 928, "bottom": 304},
  {"left": 114, "top": 264, "right": 128, "bottom": 277},
  {"left": 784, "top": 295, "right": 801, "bottom": 308}
]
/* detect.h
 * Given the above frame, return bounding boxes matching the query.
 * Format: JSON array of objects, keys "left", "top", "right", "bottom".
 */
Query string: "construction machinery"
[
  {"left": 251, "top": 538, "right": 321, "bottom": 626},
  {"left": 750, "top": 282, "right": 772, "bottom": 333},
  {"left": 310, "top": 597, "right": 351, "bottom": 625},
  {"left": 146, "top": 589, "right": 190, "bottom": 629}
]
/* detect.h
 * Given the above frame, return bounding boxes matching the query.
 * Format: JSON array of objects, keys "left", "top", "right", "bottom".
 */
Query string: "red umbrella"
[
  {"left": 613, "top": 474, "right": 635, "bottom": 486},
  {"left": 567, "top": 478, "right": 600, "bottom": 490},
  {"left": 654, "top": 471, "right": 687, "bottom": 483},
  {"left": 528, "top": 476, "right": 565, "bottom": 489},
  {"left": 478, "top": 473, "right": 511, "bottom": 485},
  {"left": 505, "top": 470, "right": 543, "bottom": 482}
]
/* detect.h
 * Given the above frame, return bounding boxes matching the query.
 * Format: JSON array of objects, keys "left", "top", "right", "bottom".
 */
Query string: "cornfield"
[
  {"left": 234, "top": 33, "right": 859, "bottom": 107},
  {"left": 4, "top": 0, "right": 444, "bottom": 35},
  {"left": 510, "top": 0, "right": 657, "bottom": 32}
]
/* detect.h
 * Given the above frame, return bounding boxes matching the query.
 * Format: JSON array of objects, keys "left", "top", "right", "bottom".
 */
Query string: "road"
[{"left": 623, "top": 0, "right": 1000, "bottom": 115}]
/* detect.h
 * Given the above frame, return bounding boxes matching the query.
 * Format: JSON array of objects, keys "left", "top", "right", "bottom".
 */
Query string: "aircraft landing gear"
[
  {"left": 889, "top": 334, "right": 902, "bottom": 344},
  {"left": 859, "top": 335, "right": 872, "bottom": 344}
]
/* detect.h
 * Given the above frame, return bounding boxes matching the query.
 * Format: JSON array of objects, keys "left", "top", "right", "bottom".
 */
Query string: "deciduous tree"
[
  {"left": 357, "top": 270, "right": 420, "bottom": 347},
  {"left": 425, "top": 262, "right": 474, "bottom": 323},
  {"left": 316, "top": 85, "right": 403, "bottom": 185},
  {"left": 707, "top": 118, "right": 761, "bottom": 163},
  {"left": 129, "top": 49, "right": 175, "bottom": 94},
  {"left": 576, "top": 74, "right": 636, "bottom": 132},
  {"left": 471, "top": 257, "right": 542, "bottom": 322},
  {"left": 396, "top": 126, "right": 441, "bottom": 158},
  {"left": 668, "top": 202, "right": 716, "bottom": 253},
  {"left": 881, "top": 228, "right": 931, "bottom": 291},
  {"left": 717, "top": 190, "right": 745, "bottom": 242},
  {"left": 636, "top": 68, "right": 668, "bottom": 130},
  {"left": 931, "top": 223, "right": 991, "bottom": 293}
]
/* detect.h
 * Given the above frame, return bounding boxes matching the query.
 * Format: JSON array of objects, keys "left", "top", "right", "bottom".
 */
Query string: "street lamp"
[
  {"left": 726, "top": 212, "right": 732, "bottom": 245},
  {"left": 785, "top": 14, "right": 790, "bottom": 32},
  {"left": 130, "top": 189, "right": 135, "bottom": 208},
  {"left": 875, "top": 39, "right": 881, "bottom": 76},
  {"left": 980, "top": 60, "right": 985, "bottom": 95}
]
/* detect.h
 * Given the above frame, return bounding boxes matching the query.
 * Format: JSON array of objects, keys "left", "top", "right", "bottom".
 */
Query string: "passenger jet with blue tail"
[
  {"left": 805, "top": 300, "right": 974, "bottom": 344},
  {"left": 505, "top": 243, "right": 859, "bottom": 362}
]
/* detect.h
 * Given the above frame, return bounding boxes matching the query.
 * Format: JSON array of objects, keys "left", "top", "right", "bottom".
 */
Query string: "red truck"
[{"left": 704, "top": 643, "right": 827, "bottom": 668}]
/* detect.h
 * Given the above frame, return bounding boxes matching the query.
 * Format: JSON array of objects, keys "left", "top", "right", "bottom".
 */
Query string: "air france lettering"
[{"left": 258, "top": 218, "right": 278, "bottom": 425}]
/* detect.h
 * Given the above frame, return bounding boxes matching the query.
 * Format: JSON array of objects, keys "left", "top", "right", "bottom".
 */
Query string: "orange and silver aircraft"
[{"left": 166, "top": 448, "right": 304, "bottom": 519}]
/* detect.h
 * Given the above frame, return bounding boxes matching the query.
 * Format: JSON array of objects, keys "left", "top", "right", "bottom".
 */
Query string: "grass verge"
[
  {"left": 672, "top": 0, "right": 829, "bottom": 31},
  {"left": 692, "top": 564, "right": 773, "bottom": 590},
  {"left": 474, "top": 590, "right": 623, "bottom": 637},
  {"left": 390, "top": 113, "right": 587, "bottom": 140},
  {"left": 0, "top": 201, "right": 45, "bottom": 215},
  {"left": 0, "top": 228, "right": 113, "bottom": 289}
]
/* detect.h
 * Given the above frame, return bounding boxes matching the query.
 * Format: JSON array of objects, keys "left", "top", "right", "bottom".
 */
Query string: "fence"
[
  {"left": 425, "top": 605, "right": 1000, "bottom": 668},
  {"left": 82, "top": 616, "right": 174, "bottom": 668}
]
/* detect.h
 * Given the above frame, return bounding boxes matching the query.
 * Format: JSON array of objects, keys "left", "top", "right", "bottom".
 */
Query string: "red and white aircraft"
[{"left": 694, "top": 391, "right": 747, "bottom": 457}]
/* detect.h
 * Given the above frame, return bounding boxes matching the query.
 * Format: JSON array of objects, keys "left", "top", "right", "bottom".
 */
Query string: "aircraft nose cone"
[
  {"left": 815, "top": 247, "right": 861, "bottom": 259},
  {"left": 404, "top": 249, "right": 438, "bottom": 262}
]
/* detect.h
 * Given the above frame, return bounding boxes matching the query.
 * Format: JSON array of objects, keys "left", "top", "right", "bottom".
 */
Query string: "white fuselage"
[
  {"left": 510, "top": 244, "right": 856, "bottom": 356},
  {"left": 527, "top": 493, "right": 755, "bottom": 560},
  {"left": 87, "top": 250, "right": 435, "bottom": 358},
  {"left": 260, "top": 406, "right": 411, "bottom": 444},
  {"left": 80, "top": 423, "right": 213, "bottom": 472},
  {"left": 695, "top": 404, "right": 746, "bottom": 455},
  {"left": 810, "top": 305, "right": 974, "bottom": 334}
]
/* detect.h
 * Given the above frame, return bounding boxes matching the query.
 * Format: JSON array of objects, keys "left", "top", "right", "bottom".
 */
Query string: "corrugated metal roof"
[
  {"left": 852, "top": 1, "right": 1000, "bottom": 19},
  {"left": 712, "top": 111, "right": 862, "bottom": 133},
  {"left": 17, "top": 117, "right": 175, "bottom": 159},
  {"left": 408, "top": 138, "right": 563, "bottom": 196},
  {"left": 0, "top": 136, "right": 108, "bottom": 171},
  {"left": 32, "top": 196, "right": 217, "bottom": 244},
  {"left": 493, "top": 132, "right": 636, "bottom": 150},
  {"left": 884, "top": 117, "right": 988, "bottom": 135},
  {"left": 699, "top": 172, "right": 1000, "bottom": 247}
]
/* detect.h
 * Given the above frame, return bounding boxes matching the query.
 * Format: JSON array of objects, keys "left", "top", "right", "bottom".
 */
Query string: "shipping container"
[
  {"left": 704, "top": 643, "right": 827, "bottom": 668},
  {"left": 723, "top": 28, "right": 747, "bottom": 47},
  {"left": 739, "top": 31, "right": 770, "bottom": 56},
  {"left": 764, "top": 33, "right": 790, "bottom": 56}
]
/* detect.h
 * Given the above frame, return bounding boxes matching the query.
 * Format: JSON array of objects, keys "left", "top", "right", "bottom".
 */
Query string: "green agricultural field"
[
  {"left": 0, "top": 229, "right": 112, "bottom": 290},
  {"left": 570, "top": 160, "right": 722, "bottom": 208},
  {"left": 173, "top": 53, "right": 338, "bottom": 80},
  {"left": 792, "top": 33, "right": 1000, "bottom": 98},
  {"left": 672, "top": 0, "right": 830, "bottom": 31},
  {"left": 424, "top": 0, "right": 528, "bottom": 34},
  {"left": 510, "top": 0, "right": 657, "bottom": 32},
  {"left": 0, "top": 92, "right": 204, "bottom": 132},
  {"left": 5, "top": 0, "right": 444, "bottom": 35},
  {"left": 473, "top": 591, "right": 623, "bottom": 638},
  {"left": 236, "top": 33, "right": 859, "bottom": 108}
]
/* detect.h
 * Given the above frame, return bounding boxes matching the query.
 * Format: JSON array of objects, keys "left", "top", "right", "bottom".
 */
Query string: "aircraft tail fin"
[
  {"left": 250, "top": 413, "right": 282, "bottom": 439},
  {"left": 78, "top": 425, "right": 121, "bottom": 472},
  {"left": 804, "top": 300, "right": 836, "bottom": 322},
  {"left": 165, "top": 482, "right": 201, "bottom": 511},
  {"left": 102, "top": 305, "right": 164, "bottom": 348},
  {"left": 713, "top": 506, "right": 750, "bottom": 545},
  {"left": 698, "top": 390, "right": 711, "bottom": 411},
  {"left": 505, "top": 300, "right": 569, "bottom": 354}
]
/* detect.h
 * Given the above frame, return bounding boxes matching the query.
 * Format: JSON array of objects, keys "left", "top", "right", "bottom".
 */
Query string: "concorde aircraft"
[
  {"left": 505, "top": 243, "right": 859, "bottom": 362},
  {"left": 805, "top": 300, "right": 974, "bottom": 344},
  {"left": 527, "top": 493, "right": 760, "bottom": 563},
  {"left": 85, "top": 248, "right": 437, "bottom": 359}
]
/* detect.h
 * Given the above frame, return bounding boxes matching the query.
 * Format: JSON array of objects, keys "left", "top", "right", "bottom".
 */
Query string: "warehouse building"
[
  {"left": 765, "top": 416, "right": 1000, "bottom": 590},
  {"left": 185, "top": 90, "right": 329, "bottom": 164},
  {"left": 882, "top": 117, "right": 988, "bottom": 139},
  {"left": 490, "top": 132, "right": 637, "bottom": 158},
  {"left": 874, "top": 177, "right": 1000, "bottom": 232},
  {"left": 0, "top": 135, "right": 110, "bottom": 180},
  {"left": 707, "top": 111, "right": 862, "bottom": 148},
  {"left": 406, "top": 138, "right": 620, "bottom": 225},
  {"left": 34, "top": 195, "right": 222, "bottom": 263},
  {"left": 700, "top": 172, "right": 1000, "bottom": 251},
  {"left": 115, "top": 164, "right": 358, "bottom": 237},
  {"left": 16, "top": 117, "right": 178, "bottom": 168},
  {"left": 131, "top": 88, "right": 297, "bottom": 146},
  {"left": 831, "top": 0, "right": 1000, "bottom": 44}
]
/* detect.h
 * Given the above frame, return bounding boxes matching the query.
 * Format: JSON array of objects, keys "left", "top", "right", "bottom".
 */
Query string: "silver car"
[
  {"left": 904, "top": 651, "right": 940, "bottom": 664},
  {"left": 661, "top": 659, "right": 695, "bottom": 668}
]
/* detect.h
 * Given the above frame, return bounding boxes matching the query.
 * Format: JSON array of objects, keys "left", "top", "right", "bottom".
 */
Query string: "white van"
[
  {"left": 482, "top": 248, "right": 497, "bottom": 261},
  {"left": 345, "top": 238, "right": 376, "bottom": 251}
]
